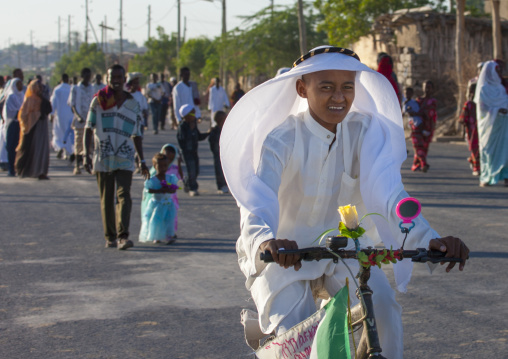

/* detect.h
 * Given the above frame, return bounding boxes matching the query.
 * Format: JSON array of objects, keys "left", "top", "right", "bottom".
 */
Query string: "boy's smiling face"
[{"left": 296, "top": 69, "right": 355, "bottom": 133}]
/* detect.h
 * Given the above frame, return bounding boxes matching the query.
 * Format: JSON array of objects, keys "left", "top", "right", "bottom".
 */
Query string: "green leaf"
[
  {"left": 359, "top": 212, "right": 386, "bottom": 224},
  {"left": 313, "top": 228, "right": 339, "bottom": 244},
  {"left": 339, "top": 222, "right": 366, "bottom": 239}
]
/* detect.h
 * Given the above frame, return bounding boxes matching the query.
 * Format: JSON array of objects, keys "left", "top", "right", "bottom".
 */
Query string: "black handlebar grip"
[{"left": 260, "top": 250, "right": 274, "bottom": 263}]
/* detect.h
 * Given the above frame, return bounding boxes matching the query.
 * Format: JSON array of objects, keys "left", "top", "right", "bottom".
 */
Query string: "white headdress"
[
  {"left": 474, "top": 60, "right": 508, "bottom": 148},
  {"left": 179, "top": 103, "right": 194, "bottom": 118},
  {"left": 221, "top": 46, "right": 413, "bottom": 291}
]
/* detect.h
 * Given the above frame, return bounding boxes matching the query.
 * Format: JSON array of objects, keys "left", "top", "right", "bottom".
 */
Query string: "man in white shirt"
[
  {"left": 220, "top": 46, "right": 469, "bottom": 358},
  {"left": 69, "top": 67, "right": 94, "bottom": 175},
  {"left": 50, "top": 74, "right": 74, "bottom": 159},
  {"left": 145, "top": 73, "right": 164, "bottom": 134},
  {"left": 93, "top": 73, "right": 106, "bottom": 94},
  {"left": 208, "top": 77, "right": 230, "bottom": 128},
  {"left": 172, "top": 67, "right": 201, "bottom": 124}
]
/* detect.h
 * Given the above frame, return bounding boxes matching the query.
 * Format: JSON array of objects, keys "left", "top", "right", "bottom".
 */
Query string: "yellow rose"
[{"left": 338, "top": 204, "right": 359, "bottom": 230}]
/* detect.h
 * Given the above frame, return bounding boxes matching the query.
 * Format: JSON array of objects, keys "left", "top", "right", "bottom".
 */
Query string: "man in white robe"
[
  {"left": 220, "top": 46, "right": 469, "bottom": 358},
  {"left": 50, "top": 74, "right": 74, "bottom": 158},
  {"left": 208, "top": 77, "right": 230, "bottom": 128},
  {"left": 172, "top": 67, "right": 201, "bottom": 124}
]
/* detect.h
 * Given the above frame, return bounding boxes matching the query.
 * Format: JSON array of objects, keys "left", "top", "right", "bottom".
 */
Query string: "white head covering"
[
  {"left": 275, "top": 67, "right": 291, "bottom": 77},
  {"left": 474, "top": 60, "right": 508, "bottom": 149},
  {"left": 221, "top": 46, "right": 417, "bottom": 291},
  {"left": 2, "top": 78, "right": 25, "bottom": 121},
  {"left": 179, "top": 103, "right": 193, "bottom": 118},
  {"left": 126, "top": 72, "right": 142, "bottom": 84}
]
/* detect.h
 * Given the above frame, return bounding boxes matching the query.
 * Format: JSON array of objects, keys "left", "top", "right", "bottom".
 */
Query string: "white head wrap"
[
  {"left": 179, "top": 103, "right": 194, "bottom": 118},
  {"left": 2, "top": 78, "right": 25, "bottom": 121},
  {"left": 221, "top": 46, "right": 413, "bottom": 291},
  {"left": 126, "top": 72, "right": 142, "bottom": 84},
  {"left": 474, "top": 60, "right": 508, "bottom": 149}
]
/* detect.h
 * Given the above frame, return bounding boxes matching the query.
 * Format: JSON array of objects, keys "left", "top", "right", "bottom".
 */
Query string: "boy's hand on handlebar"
[
  {"left": 259, "top": 239, "right": 301, "bottom": 271},
  {"left": 429, "top": 236, "right": 470, "bottom": 272}
]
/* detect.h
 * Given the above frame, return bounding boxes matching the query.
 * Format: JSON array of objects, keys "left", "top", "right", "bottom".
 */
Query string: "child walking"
[
  {"left": 150, "top": 144, "right": 183, "bottom": 235},
  {"left": 415, "top": 80, "right": 437, "bottom": 172},
  {"left": 403, "top": 87, "right": 427, "bottom": 172},
  {"left": 209, "top": 111, "right": 228, "bottom": 194},
  {"left": 139, "top": 153, "right": 178, "bottom": 244},
  {"left": 177, "top": 104, "right": 209, "bottom": 197},
  {"left": 459, "top": 83, "right": 480, "bottom": 176}
]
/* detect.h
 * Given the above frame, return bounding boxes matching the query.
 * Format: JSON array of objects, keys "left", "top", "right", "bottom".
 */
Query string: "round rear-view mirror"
[{"left": 396, "top": 197, "right": 421, "bottom": 223}]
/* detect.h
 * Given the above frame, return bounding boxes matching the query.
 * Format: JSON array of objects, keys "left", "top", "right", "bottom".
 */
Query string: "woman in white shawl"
[
  {"left": 2, "top": 78, "right": 25, "bottom": 176},
  {"left": 221, "top": 46, "right": 469, "bottom": 357},
  {"left": 474, "top": 60, "right": 508, "bottom": 187}
]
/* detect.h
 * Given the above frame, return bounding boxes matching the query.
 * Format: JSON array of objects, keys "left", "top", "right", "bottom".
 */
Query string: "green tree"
[
  {"left": 314, "top": 0, "right": 433, "bottom": 46},
  {"left": 51, "top": 43, "right": 105, "bottom": 87},
  {"left": 129, "top": 26, "right": 178, "bottom": 80},
  {"left": 222, "top": 3, "right": 327, "bottom": 81},
  {"left": 177, "top": 37, "right": 214, "bottom": 81}
]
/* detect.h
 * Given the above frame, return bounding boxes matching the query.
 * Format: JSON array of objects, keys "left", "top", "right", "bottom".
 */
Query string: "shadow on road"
[
  {"left": 130, "top": 238, "right": 236, "bottom": 254},
  {"left": 469, "top": 251, "right": 508, "bottom": 259}
]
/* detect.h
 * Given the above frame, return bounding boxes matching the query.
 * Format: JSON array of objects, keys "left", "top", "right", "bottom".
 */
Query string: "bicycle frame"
[{"left": 260, "top": 240, "right": 461, "bottom": 359}]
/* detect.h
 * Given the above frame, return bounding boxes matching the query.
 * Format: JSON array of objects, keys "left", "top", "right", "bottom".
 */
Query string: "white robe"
[
  {"left": 50, "top": 83, "right": 74, "bottom": 153},
  {"left": 208, "top": 86, "right": 230, "bottom": 126},
  {"left": 238, "top": 110, "right": 438, "bottom": 357},
  {"left": 172, "top": 81, "right": 201, "bottom": 123}
]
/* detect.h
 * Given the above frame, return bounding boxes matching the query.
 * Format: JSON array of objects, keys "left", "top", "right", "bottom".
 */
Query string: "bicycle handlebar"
[{"left": 260, "top": 247, "right": 462, "bottom": 264}]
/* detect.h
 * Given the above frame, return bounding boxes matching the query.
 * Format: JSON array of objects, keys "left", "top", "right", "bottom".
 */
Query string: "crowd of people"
[
  {"left": 459, "top": 60, "right": 508, "bottom": 187},
  {"left": 0, "top": 64, "right": 244, "bottom": 249},
  {"left": 376, "top": 52, "right": 507, "bottom": 187}
]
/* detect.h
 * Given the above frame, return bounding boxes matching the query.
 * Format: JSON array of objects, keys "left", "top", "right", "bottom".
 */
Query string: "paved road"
[{"left": 1, "top": 122, "right": 507, "bottom": 359}]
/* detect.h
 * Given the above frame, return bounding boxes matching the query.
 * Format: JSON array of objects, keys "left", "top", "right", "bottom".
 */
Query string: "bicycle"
[{"left": 259, "top": 198, "right": 463, "bottom": 359}]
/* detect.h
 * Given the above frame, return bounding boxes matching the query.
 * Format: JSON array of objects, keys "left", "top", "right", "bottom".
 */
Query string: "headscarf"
[
  {"left": 221, "top": 45, "right": 414, "bottom": 291},
  {"left": 125, "top": 72, "right": 142, "bottom": 92},
  {"left": 96, "top": 86, "right": 116, "bottom": 110},
  {"left": 18, "top": 80, "right": 42, "bottom": 139},
  {"left": 474, "top": 60, "right": 508, "bottom": 149},
  {"left": 377, "top": 56, "right": 400, "bottom": 98},
  {"left": 149, "top": 143, "right": 179, "bottom": 176},
  {"left": 160, "top": 143, "right": 179, "bottom": 166},
  {"left": 2, "top": 78, "right": 24, "bottom": 121}
]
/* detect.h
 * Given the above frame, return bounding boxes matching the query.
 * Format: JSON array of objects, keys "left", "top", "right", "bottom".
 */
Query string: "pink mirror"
[{"left": 396, "top": 197, "right": 421, "bottom": 224}]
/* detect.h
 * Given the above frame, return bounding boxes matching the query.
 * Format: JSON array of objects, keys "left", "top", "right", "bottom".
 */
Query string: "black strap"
[{"left": 293, "top": 47, "right": 360, "bottom": 68}]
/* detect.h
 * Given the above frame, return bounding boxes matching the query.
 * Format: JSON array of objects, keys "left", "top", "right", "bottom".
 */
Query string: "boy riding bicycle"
[{"left": 220, "top": 46, "right": 469, "bottom": 358}]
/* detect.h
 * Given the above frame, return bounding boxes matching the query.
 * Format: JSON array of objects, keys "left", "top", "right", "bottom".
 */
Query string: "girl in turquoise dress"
[{"left": 139, "top": 153, "right": 178, "bottom": 244}]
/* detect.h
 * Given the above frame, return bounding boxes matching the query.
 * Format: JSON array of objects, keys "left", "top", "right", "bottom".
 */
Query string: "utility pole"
[
  {"left": 68, "top": 15, "right": 71, "bottom": 53},
  {"left": 177, "top": 0, "right": 181, "bottom": 60},
  {"left": 58, "top": 16, "right": 61, "bottom": 58},
  {"left": 183, "top": 16, "right": 187, "bottom": 43},
  {"left": 297, "top": 0, "right": 307, "bottom": 55},
  {"left": 30, "top": 30, "right": 34, "bottom": 69},
  {"left": 85, "top": 0, "right": 89, "bottom": 44},
  {"left": 148, "top": 5, "right": 151, "bottom": 41},
  {"left": 120, "top": 0, "right": 123, "bottom": 64},
  {"left": 99, "top": 17, "right": 115, "bottom": 53},
  {"left": 221, "top": 0, "right": 226, "bottom": 84}
]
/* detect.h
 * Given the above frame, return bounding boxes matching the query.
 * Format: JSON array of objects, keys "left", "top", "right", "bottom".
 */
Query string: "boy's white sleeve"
[{"left": 238, "top": 131, "right": 294, "bottom": 277}]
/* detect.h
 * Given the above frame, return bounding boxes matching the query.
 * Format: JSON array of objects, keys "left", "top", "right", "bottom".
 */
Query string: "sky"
[{"left": 2, "top": 0, "right": 299, "bottom": 49}]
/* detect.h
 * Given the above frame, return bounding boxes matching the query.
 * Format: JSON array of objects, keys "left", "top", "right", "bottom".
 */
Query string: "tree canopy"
[
  {"left": 129, "top": 27, "right": 178, "bottom": 79},
  {"left": 50, "top": 43, "right": 105, "bottom": 87},
  {"left": 313, "top": 0, "right": 434, "bottom": 46}
]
